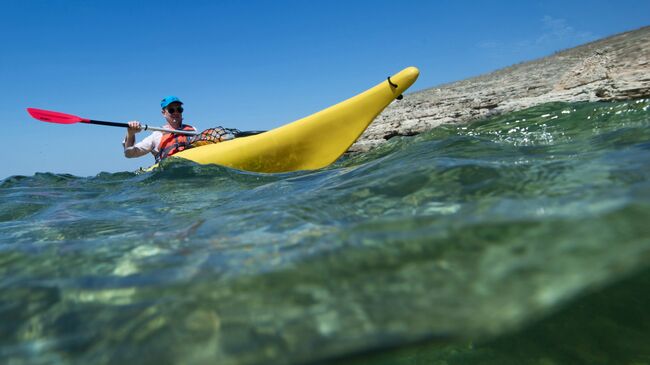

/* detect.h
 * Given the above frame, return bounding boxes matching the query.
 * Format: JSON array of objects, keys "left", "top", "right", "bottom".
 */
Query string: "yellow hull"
[{"left": 153, "top": 67, "right": 419, "bottom": 173}]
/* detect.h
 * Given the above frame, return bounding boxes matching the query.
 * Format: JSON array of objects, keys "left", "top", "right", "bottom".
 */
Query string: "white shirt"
[{"left": 122, "top": 125, "right": 197, "bottom": 160}]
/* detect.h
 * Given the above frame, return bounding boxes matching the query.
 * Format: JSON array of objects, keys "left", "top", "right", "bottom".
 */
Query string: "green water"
[{"left": 1, "top": 100, "right": 649, "bottom": 365}]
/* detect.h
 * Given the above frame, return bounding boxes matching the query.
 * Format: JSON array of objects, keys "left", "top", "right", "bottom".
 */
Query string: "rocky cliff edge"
[{"left": 352, "top": 26, "right": 650, "bottom": 152}]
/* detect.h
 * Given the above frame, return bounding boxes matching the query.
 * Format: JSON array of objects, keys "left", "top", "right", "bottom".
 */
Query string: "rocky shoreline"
[{"left": 352, "top": 26, "right": 650, "bottom": 152}]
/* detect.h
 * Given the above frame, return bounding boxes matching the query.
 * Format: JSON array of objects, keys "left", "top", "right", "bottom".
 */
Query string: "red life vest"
[{"left": 156, "top": 124, "right": 196, "bottom": 162}]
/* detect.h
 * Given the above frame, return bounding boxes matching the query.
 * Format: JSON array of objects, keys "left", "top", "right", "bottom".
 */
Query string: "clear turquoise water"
[{"left": 1, "top": 100, "right": 649, "bottom": 365}]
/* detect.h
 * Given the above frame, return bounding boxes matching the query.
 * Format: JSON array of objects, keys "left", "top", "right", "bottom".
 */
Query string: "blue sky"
[{"left": 2, "top": 0, "right": 648, "bottom": 178}]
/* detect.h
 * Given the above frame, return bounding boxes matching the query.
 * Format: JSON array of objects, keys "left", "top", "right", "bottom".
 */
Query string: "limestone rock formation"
[{"left": 352, "top": 26, "right": 650, "bottom": 152}]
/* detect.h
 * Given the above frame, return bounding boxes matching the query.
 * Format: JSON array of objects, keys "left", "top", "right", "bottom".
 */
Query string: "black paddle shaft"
[
  {"left": 87, "top": 119, "right": 130, "bottom": 128},
  {"left": 87, "top": 119, "right": 264, "bottom": 137}
]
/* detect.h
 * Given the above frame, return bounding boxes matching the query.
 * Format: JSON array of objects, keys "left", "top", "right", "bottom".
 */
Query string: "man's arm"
[{"left": 123, "top": 121, "right": 155, "bottom": 158}]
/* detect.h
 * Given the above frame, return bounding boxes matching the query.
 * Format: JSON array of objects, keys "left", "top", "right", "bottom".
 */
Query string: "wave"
[{"left": 0, "top": 100, "right": 649, "bottom": 365}]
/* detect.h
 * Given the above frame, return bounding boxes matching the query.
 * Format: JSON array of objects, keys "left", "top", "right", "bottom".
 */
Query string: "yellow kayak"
[{"left": 152, "top": 66, "right": 419, "bottom": 173}]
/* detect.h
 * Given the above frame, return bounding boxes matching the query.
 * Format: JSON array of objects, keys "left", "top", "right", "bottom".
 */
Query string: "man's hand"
[{"left": 127, "top": 121, "right": 142, "bottom": 136}]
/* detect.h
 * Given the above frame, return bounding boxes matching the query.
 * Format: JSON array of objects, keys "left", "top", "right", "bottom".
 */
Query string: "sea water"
[{"left": 1, "top": 100, "right": 649, "bottom": 365}]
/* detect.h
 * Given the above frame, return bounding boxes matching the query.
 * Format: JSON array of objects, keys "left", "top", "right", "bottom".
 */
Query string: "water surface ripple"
[{"left": 1, "top": 100, "right": 649, "bottom": 365}]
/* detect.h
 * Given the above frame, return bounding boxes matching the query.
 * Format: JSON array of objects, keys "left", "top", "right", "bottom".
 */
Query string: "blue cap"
[{"left": 161, "top": 95, "right": 183, "bottom": 109}]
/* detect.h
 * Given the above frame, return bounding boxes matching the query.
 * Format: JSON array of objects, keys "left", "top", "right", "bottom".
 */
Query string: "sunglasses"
[{"left": 166, "top": 107, "right": 184, "bottom": 114}]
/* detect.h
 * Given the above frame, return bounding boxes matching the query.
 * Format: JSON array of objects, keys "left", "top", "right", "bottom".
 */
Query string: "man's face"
[{"left": 162, "top": 102, "right": 183, "bottom": 125}]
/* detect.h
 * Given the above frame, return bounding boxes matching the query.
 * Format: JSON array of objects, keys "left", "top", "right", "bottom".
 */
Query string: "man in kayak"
[{"left": 123, "top": 96, "right": 197, "bottom": 162}]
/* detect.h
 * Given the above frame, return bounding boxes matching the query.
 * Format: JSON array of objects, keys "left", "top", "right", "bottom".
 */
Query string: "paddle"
[
  {"left": 26, "top": 108, "right": 267, "bottom": 138},
  {"left": 27, "top": 108, "right": 198, "bottom": 136}
]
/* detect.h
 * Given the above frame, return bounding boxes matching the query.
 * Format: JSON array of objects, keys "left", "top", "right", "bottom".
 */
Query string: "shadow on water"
[{"left": 334, "top": 266, "right": 650, "bottom": 365}]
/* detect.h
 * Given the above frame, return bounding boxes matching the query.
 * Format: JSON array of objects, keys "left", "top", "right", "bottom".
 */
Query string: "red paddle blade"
[{"left": 26, "top": 108, "right": 89, "bottom": 124}]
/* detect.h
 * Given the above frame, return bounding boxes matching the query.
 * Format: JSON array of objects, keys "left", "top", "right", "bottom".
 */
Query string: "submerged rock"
[{"left": 352, "top": 26, "right": 650, "bottom": 152}]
